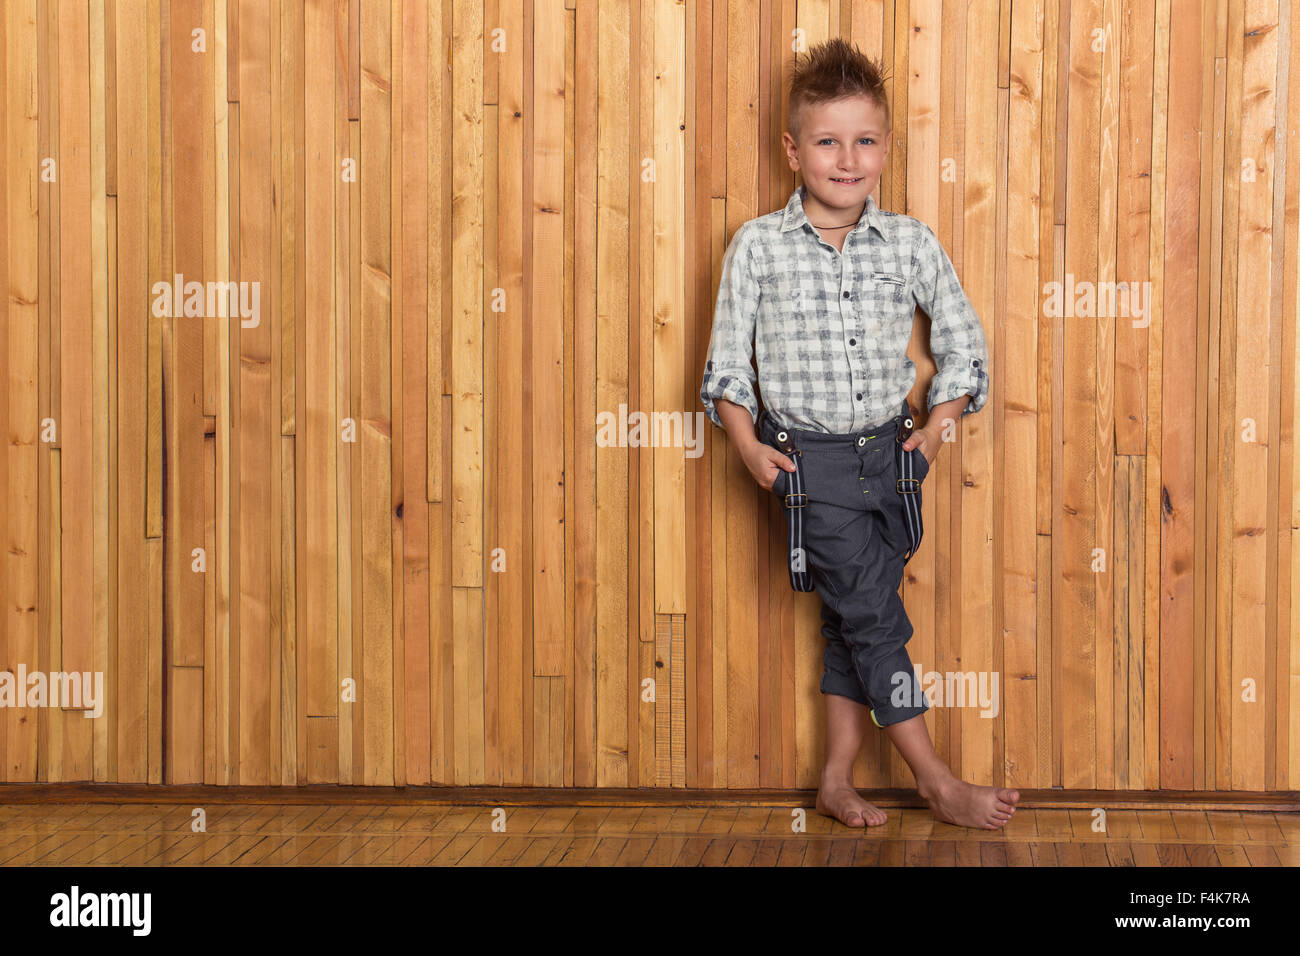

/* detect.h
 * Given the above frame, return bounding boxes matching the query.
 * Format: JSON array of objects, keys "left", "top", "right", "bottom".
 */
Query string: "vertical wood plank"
[
  {"left": 722, "top": 0, "right": 760, "bottom": 791},
  {"left": 168, "top": 0, "right": 207, "bottom": 692},
  {"left": 388, "top": 0, "right": 405, "bottom": 791},
  {"left": 302, "top": 0, "right": 338, "bottom": 782},
  {"left": 0, "top": 0, "right": 9, "bottom": 783},
  {"left": 39, "top": 0, "right": 60, "bottom": 784},
  {"left": 400, "top": 0, "right": 431, "bottom": 787},
  {"left": 1095, "top": 0, "right": 1119, "bottom": 791},
  {"left": 90, "top": 0, "right": 111, "bottom": 783},
  {"left": 532, "top": 0, "right": 563, "bottom": 681},
  {"left": 424, "top": 0, "right": 448, "bottom": 785},
  {"left": 1061, "top": 0, "right": 1101, "bottom": 790},
  {"left": 211, "top": 0, "right": 233, "bottom": 785},
  {"left": 1004, "top": 0, "right": 1044, "bottom": 791},
  {"left": 451, "top": 0, "right": 484, "bottom": 783},
  {"left": 360, "top": 0, "right": 394, "bottom": 786},
  {"left": 958, "top": 0, "right": 997, "bottom": 787},
  {"left": 236, "top": 0, "right": 273, "bottom": 785},
  {"left": 1160, "top": 0, "right": 1202, "bottom": 791},
  {"left": 595, "top": 0, "right": 631, "bottom": 788},
  {"left": 59, "top": 0, "right": 94, "bottom": 782},
  {"left": 115, "top": 0, "right": 150, "bottom": 783},
  {"left": 493, "top": 0, "right": 526, "bottom": 787},
  {"left": 1143, "top": 0, "right": 1170, "bottom": 792},
  {"left": 3, "top": 0, "right": 39, "bottom": 781},
  {"left": 1230, "top": 0, "right": 1277, "bottom": 791}
]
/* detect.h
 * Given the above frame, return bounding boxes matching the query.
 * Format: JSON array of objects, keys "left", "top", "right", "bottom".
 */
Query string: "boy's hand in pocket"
[
  {"left": 743, "top": 443, "right": 795, "bottom": 492},
  {"left": 902, "top": 424, "right": 940, "bottom": 467}
]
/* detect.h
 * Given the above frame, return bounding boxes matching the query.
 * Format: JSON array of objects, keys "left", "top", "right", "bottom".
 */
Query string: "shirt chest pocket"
[
  {"left": 859, "top": 271, "right": 911, "bottom": 301},
  {"left": 858, "top": 271, "right": 913, "bottom": 323},
  {"left": 855, "top": 272, "right": 915, "bottom": 355}
]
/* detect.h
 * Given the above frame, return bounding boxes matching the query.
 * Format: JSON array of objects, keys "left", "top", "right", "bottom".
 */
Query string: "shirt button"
[
  {"left": 842, "top": 291, "right": 850, "bottom": 299},
  {"left": 856, "top": 393, "right": 862, "bottom": 400},
  {"left": 972, "top": 359, "right": 981, "bottom": 368},
  {"left": 848, "top": 338, "right": 856, "bottom": 346}
]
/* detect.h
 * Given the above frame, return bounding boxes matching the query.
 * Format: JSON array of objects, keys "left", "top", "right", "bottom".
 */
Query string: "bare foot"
[
  {"left": 815, "top": 779, "right": 888, "bottom": 828},
  {"left": 920, "top": 774, "right": 1019, "bottom": 830}
]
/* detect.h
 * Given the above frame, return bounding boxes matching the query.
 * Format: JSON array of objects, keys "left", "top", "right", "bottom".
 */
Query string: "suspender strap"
[
  {"left": 782, "top": 453, "right": 815, "bottom": 591},
  {"left": 765, "top": 403, "right": 922, "bottom": 589},
  {"left": 894, "top": 406, "right": 923, "bottom": 565},
  {"left": 768, "top": 419, "right": 815, "bottom": 592}
]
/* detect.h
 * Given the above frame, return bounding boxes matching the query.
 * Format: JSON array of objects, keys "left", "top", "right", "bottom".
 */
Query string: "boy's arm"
[
  {"left": 912, "top": 221, "right": 990, "bottom": 426},
  {"left": 700, "top": 223, "right": 762, "bottom": 444},
  {"left": 711, "top": 398, "right": 763, "bottom": 453}
]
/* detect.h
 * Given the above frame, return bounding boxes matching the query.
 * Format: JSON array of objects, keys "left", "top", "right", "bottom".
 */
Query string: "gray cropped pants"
[{"left": 758, "top": 402, "right": 931, "bottom": 728}]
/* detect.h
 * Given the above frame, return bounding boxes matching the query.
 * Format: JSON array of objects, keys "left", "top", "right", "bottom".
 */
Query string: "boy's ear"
[{"left": 781, "top": 131, "right": 799, "bottom": 168}]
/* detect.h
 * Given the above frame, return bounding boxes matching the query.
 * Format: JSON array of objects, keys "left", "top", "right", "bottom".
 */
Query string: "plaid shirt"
[{"left": 699, "top": 184, "right": 989, "bottom": 435}]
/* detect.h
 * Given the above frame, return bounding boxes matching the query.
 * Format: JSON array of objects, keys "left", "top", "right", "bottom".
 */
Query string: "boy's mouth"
[{"left": 830, "top": 177, "right": 862, "bottom": 185}]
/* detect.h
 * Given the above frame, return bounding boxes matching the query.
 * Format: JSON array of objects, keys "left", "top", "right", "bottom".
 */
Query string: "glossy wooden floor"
[{"left": 1, "top": 802, "right": 1297, "bottom": 866}]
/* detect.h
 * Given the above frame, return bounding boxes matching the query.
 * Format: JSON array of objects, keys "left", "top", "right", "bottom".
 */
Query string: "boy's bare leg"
[
  {"left": 882, "top": 713, "right": 1019, "bottom": 829},
  {"left": 815, "top": 694, "right": 888, "bottom": 827}
]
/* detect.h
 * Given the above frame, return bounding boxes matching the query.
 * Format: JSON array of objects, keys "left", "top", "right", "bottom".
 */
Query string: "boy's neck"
[{"left": 801, "top": 183, "right": 866, "bottom": 229}]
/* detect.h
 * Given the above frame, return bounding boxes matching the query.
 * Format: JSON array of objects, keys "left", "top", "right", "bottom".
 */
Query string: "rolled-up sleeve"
[
  {"left": 913, "top": 222, "right": 990, "bottom": 417},
  {"left": 699, "top": 223, "right": 761, "bottom": 429}
]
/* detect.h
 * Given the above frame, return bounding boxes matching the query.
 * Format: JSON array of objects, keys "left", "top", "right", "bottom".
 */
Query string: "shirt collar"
[{"left": 780, "top": 183, "right": 888, "bottom": 241}]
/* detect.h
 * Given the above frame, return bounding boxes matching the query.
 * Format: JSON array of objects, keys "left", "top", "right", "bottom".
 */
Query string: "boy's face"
[{"left": 782, "top": 94, "right": 891, "bottom": 218}]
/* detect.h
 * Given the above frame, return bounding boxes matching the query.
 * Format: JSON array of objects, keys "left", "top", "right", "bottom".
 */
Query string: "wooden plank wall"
[{"left": 0, "top": 0, "right": 1297, "bottom": 793}]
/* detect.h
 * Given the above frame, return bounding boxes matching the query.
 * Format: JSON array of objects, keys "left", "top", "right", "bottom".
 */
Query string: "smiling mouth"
[{"left": 830, "top": 177, "right": 862, "bottom": 184}]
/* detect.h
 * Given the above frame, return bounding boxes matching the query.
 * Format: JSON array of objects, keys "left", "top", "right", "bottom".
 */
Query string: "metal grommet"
[
  {"left": 776, "top": 430, "right": 787, "bottom": 442},
  {"left": 856, "top": 436, "right": 866, "bottom": 447},
  {"left": 904, "top": 417, "right": 913, "bottom": 429}
]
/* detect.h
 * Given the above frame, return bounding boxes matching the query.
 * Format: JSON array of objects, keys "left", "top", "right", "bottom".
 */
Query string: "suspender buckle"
[
  {"left": 783, "top": 492, "right": 807, "bottom": 509},
  {"left": 896, "top": 477, "right": 920, "bottom": 494}
]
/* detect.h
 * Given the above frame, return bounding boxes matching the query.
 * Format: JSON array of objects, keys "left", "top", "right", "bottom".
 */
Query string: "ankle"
[
  {"left": 818, "top": 768, "right": 856, "bottom": 790},
  {"left": 916, "top": 768, "right": 956, "bottom": 800}
]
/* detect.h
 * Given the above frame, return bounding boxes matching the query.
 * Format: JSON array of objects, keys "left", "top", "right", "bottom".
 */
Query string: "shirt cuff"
[
  {"left": 926, "top": 356, "right": 989, "bottom": 416},
  {"left": 700, "top": 375, "right": 759, "bottom": 429}
]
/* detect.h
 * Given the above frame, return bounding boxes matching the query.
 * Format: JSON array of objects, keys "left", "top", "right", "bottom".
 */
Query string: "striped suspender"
[
  {"left": 782, "top": 452, "right": 815, "bottom": 592},
  {"left": 895, "top": 409, "right": 924, "bottom": 565},
  {"left": 772, "top": 425, "right": 815, "bottom": 592},
  {"left": 770, "top": 406, "right": 924, "bottom": 593}
]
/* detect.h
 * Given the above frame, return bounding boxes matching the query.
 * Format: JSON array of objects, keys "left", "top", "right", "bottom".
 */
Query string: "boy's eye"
[{"left": 817, "top": 138, "right": 875, "bottom": 145}]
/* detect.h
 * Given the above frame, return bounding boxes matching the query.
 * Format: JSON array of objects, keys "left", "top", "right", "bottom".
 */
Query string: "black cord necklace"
[{"left": 803, "top": 182, "right": 864, "bottom": 229}]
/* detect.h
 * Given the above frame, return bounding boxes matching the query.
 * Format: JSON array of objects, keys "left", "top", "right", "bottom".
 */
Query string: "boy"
[{"left": 699, "top": 38, "right": 1018, "bottom": 830}]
